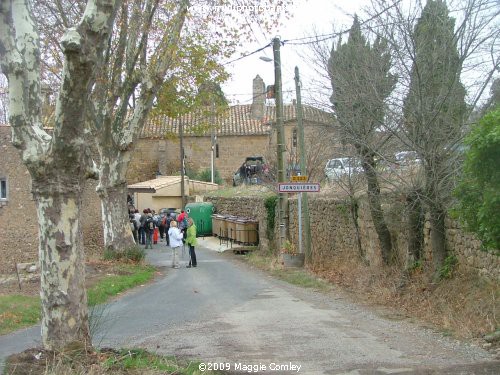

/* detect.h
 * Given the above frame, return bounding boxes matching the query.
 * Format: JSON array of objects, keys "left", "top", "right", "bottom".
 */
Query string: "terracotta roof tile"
[{"left": 141, "top": 104, "right": 333, "bottom": 138}]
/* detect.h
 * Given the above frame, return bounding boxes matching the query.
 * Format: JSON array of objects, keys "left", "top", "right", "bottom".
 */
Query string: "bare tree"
[
  {"left": 366, "top": 0, "right": 499, "bottom": 275},
  {"left": 0, "top": 0, "right": 119, "bottom": 350}
]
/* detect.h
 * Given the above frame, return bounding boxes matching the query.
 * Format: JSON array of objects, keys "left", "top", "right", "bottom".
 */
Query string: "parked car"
[
  {"left": 232, "top": 156, "right": 269, "bottom": 186},
  {"left": 324, "top": 157, "right": 361, "bottom": 182},
  {"left": 394, "top": 151, "right": 420, "bottom": 168}
]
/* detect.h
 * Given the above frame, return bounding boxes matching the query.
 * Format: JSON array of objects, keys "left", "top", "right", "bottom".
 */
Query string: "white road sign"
[{"left": 278, "top": 183, "right": 320, "bottom": 193}]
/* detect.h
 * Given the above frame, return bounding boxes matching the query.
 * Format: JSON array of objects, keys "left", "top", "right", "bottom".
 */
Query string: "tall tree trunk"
[
  {"left": 429, "top": 205, "right": 447, "bottom": 275},
  {"left": 361, "top": 150, "right": 393, "bottom": 264},
  {"left": 97, "top": 151, "right": 135, "bottom": 252},
  {"left": 406, "top": 189, "right": 424, "bottom": 266},
  {"left": 33, "top": 179, "right": 90, "bottom": 350}
]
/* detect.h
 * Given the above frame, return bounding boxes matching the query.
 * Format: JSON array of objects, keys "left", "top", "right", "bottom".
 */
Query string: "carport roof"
[{"left": 127, "top": 176, "right": 182, "bottom": 193}]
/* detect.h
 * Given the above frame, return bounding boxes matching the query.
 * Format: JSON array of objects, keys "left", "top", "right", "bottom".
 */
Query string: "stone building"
[
  {"left": 128, "top": 75, "right": 336, "bottom": 183},
  {"left": 0, "top": 76, "right": 335, "bottom": 274}
]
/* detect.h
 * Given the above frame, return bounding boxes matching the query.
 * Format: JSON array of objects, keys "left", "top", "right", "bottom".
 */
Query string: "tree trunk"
[
  {"left": 429, "top": 205, "right": 447, "bottom": 274},
  {"left": 98, "top": 182, "right": 136, "bottom": 252},
  {"left": 406, "top": 190, "right": 424, "bottom": 266},
  {"left": 361, "top": 150, "right": 393, "bottom": 264},
  {"left": 97, "top": 151, "right": 136, "bottom": 252},
  {"left": 33, "top": 180, "right": 90, "bottom": 350}
]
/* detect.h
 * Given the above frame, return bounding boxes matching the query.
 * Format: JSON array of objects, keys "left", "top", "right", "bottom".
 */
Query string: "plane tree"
[
  {"left": 0, "top": 0, "right": 119, "bottom": 350},
  {"left": 33, "top": 0, "right": 292, "bottom": 253}
]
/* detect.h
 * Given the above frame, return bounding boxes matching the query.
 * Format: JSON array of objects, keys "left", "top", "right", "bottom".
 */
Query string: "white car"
[
  {"left": 394, "top": 151, "right": 420, "bottom": 168},
  {"left": 324, "top": 158, "right": 361, "bottom": 182}
]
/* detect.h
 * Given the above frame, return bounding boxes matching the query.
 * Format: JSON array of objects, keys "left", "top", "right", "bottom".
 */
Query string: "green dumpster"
[{"left": 185, "top": 202, "right": 215, "bottom": 236}]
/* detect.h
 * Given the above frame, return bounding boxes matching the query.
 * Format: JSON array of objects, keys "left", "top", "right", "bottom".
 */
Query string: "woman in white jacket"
[{"left": 168, "top": 220, "right": 184, "bottom": 268}]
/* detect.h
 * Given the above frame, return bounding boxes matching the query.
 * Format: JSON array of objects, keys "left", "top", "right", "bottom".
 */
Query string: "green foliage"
[
  {"left": 438, "top": 254, "right": 458, "bottom": 280},
  {"left": 453, "top": 107, "right": 500, "bottom": 250},
  {"left": 103, "top": 246, "right": 145, "bottom": 263},
  {"left": 264, "top": 195, "right": 278, "bottom": 241},
  {"left": 104, "top": 349, "right": 174, "bottom": 371},
  {"left": 87, "top": 265, "right": 155, "bottom": 306},
  {"left": 407, "top": 260, "right": 423, "bottom": 274},
  {"left": 403, "top": 0, "right": 466, "bottom": 155},
  {"left": 196, "top": 168, "right": 224, "bottom": 185},
  {"left": 0, "top": 295, "right": 40, "bottom": 335},
  {"left": 328, "top": 16, "right": 395, "bottom": 146}
]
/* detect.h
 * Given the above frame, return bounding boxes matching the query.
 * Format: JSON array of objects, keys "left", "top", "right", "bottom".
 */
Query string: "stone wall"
[{"left": 204, "top": 192, "right": 499, "bottom": 281}]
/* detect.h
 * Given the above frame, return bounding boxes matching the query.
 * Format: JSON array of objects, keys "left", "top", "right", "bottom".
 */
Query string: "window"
[{"left": 0, "top": 177, "right": 7, "bottom": 200}]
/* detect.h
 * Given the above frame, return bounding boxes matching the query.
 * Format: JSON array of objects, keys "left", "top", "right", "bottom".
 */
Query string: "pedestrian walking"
[
  {"left": 168, "top": 220, "right": 183, "bottom": 268},
  {"left": 144, "top": 213, "right": 155, "bottom": 249},
  {"left": 139, "top": 209, "right": 148, "bottom": 245},
  {"left": 185, "top": 218, "right": 197, "bottom": 268}
]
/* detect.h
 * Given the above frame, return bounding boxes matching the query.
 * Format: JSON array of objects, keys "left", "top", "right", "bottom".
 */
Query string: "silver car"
[{"left": 324, "top": 158, "right": 361, "bottom": 182}]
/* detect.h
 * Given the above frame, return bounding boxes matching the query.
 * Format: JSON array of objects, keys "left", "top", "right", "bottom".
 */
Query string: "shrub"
[
  {"left": 264, "top": 195, "right": 278, "bottom": 241},
  {"left": 197, "top": 168, "right": 224, "bottom": 185},
  {"left": 103, "top": 246, "right": 145, "bottom": 263},
  {"left": 453, "top": 107, "right": 500, "bottom": 251}
]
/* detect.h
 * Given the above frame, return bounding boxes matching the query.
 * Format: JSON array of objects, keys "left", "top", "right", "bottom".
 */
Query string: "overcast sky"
[{"left": 220, "top": 0, "right": 369, "bottom": 107}]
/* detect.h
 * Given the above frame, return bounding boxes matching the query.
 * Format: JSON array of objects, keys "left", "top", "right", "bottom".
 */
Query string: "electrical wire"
[{"left": 222, "top": 42, "right": 272, "bottom": 66}]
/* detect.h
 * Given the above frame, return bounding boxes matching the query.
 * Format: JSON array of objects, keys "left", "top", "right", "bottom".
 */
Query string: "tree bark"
[
  {"left": 361, "top": 150, "right": 393, "bottom": 264},
  {"left": 34, "top": 180, "right": 90, "bottom": 350},
  {"left": 429, "top": 205, "right": 447, "bottom": 275},
  {"left": 97, "top": 151, "right": 135, "bottom": 251},
  {"left": 406, "top": 190, "right": 424, "bottom": 266}
]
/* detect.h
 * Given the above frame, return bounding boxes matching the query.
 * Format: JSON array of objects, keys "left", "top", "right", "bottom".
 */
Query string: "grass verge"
[
  {"left": 5, "top": 347, "right": 224, "bottom": 375},
  {"left": 0, "top": 263, "right": 156, "bottom": 335},
  {"left": 242, "top": 251, "right": 331, "bottom": 291},
  {"left": 0, "top": 295, "right": 40, "bottom": 335},
  {"left": 87, "top": 264, "right": 155, "bottom": 306}
]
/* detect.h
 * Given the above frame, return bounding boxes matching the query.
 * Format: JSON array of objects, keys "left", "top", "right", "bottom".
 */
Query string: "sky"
[{"left": 220, "top": 0, "right": 369, "bottom": 107}]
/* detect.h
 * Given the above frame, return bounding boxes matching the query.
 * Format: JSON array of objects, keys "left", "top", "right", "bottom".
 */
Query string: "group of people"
[{"left": 128, "top": 208, "right": 197, "bottom": 269}]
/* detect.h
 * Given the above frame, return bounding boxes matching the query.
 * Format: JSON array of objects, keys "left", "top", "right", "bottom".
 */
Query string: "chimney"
[{"left": 251, "top": 75, "right": 266, "bottom": 119}]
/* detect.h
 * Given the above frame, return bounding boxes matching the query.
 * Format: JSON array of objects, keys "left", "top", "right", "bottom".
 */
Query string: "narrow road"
[{"left": 0, "top": 239, "right": 498, "bottom": 374}]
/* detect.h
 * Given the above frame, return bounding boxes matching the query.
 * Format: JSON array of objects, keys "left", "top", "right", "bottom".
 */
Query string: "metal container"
[{"left": 185, "top": 202, "right": 215, "bottom": 236}]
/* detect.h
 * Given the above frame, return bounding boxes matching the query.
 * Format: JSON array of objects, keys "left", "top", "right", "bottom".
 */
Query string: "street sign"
[
  {"left": 291, "top": 175, "right": 308, "bottom": 182},
  {"left": 278, "top": 183, "right": 320, "bottom": 193}
]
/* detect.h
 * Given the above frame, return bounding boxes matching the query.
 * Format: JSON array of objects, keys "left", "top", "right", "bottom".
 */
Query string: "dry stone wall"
[{"left": 205, "top": 193, "right": 499, "bottom": 281}]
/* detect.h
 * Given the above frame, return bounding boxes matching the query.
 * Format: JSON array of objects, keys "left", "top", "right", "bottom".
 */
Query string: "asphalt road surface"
[{"left": 1, "top": 238, "right": 498, "bottom": 374}]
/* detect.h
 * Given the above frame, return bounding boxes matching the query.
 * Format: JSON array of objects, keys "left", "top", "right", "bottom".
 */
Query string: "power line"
[{"left": 222, "top": 42, "right": 272, "bottom": 66}]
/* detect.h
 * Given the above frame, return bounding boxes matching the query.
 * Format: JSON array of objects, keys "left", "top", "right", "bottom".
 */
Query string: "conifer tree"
[
  {"left": 403, "top": 0, "right": 467, "bottom": 274},
  {"left": 328, "top": 16, "right": 396, "bottom": 263}
]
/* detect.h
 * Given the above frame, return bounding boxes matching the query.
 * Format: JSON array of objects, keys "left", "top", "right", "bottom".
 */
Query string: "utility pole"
[
  {"left": 210, "top": 100, "right": 215, "bottom": 183},
  {"left": 273, "top": 37, "right": 287, "bottom": 251},
  {"left": 295, "top": 66, "right": 312, "bottom": 260},
  {"left": 180, "top": 121, "right": 186, "bottom": 208}
]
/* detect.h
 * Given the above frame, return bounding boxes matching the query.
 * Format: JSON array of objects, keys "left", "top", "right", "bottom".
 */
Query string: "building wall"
[
  {"left": 147, "top": 121, "right": 337, "bottom": 183},
  {"left": 0, "top": 126, "right": 104, "bottom": 275}
]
